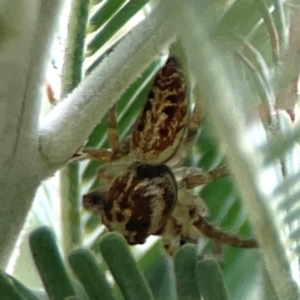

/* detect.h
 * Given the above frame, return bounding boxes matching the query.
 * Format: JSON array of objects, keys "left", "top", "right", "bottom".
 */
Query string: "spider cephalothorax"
[
  {"left": 81, "top": 56, "right": 257, "bottom": 254},
  {"left": 84, "top": 163, "right": 177, "bottom": 244}
]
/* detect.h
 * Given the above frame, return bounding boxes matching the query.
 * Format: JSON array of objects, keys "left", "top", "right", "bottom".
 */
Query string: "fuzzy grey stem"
[
  {"left": 0, "top": 0, "right": 63, "bottom": 267},
  {"left": 39, "top": 1, "right": 178, "bottom": 166},
  {"left": 179, "top": 1, "right": 300, "bottom": 299},
  {"left": 0, "top": 0, "right": 40, "bottom": 162},
  {"left": 23, "top": 0, "right": 63, "bottom": 138}
]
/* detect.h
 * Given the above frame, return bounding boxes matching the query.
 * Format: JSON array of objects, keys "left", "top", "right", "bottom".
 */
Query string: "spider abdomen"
[
  {"left": 131, "top": 57, "right": 188, "bottom": 165},
  {"left": 101, "top": 163, "right": 177, "bottom": 244}
]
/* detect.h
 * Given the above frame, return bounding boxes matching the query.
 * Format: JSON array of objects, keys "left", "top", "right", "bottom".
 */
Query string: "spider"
[{"left": 81, "top": 56, "right": 257, "bottom": 255}]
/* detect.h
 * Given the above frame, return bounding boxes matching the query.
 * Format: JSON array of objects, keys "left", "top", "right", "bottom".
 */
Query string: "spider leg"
[
  {"left": 185, "top": 97, "right": 203, "bottom": 146},
  {"left": 183, "top": 166, "right": 230, "bottom": 189},
  {"left": 168, "top": 99, "right": 203, "bottom": 167},
  {"left": 193, "top": 215, "right": 257, "bottom": 248},
  {"left": 78, "top": 105, "right": 131, "bottom": 163},
  {"left": 161, "top": 186, "right": 206, "bottom": 255},
  {"left": 181, "top": 169, "right": 257, "bottom": 248},
  {"left": 106, "top": 105, "right": 131, "bottom": 160},
  {"left": 79, "top": 148, "right": 114, "bottom": 162},
  {"left": 106, "top": 105, "right": 120, "bottom": 154},
  {"left": 161, "top": 217, "right": 182, "bottom": 255},
  {"left": 167, "top": 179, "right": 257, "bottom": 254}
]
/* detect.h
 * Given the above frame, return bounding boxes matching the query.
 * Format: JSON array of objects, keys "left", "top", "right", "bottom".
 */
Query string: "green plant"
[
  {"left": 0, "top": 227, "right": 231, "bottom": 299},
  {"left": 1, "top": 0, "right": 300, "bottom": 299}
]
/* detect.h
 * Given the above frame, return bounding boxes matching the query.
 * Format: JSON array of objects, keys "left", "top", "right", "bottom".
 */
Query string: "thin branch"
[
  {"left": 256, "top": 0, "right": 280, "bottom": 63},
  {"left": 273, "top": 0, "right": 288, "bottom": 52},
  {"left": 276, "top": 3, "right": 300, "bottom": 110},
  {"left": 60, "top": 0, "right": 90, "bottom": 260},
  {"left": 236, "top": 51, "right": 276, "bottom": 125},
  {"left": 61, "top": 0, "right": 89, "bottom": 96},
  {"left": 39, "top": 1, "right": 178, "bottom": 166}
]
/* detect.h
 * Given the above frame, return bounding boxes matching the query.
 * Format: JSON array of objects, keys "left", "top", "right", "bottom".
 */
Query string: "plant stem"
[{"left": 60, "top": 0, "right": 90, "bottom": 258}]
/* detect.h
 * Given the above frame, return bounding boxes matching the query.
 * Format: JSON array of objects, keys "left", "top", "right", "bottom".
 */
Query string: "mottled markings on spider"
[
  {"left": 84, "top": 163, "right": 177, "bottom": 245},
  {"left": 131, "top": 57, "right": 188, "bottom": 164},
  {"left": 82, "top": 56, "right": 257, "bottom": 254}
]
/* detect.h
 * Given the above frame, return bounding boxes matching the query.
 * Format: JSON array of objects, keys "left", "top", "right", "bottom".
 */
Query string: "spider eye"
[{"left": 82, "top": 190, "right": 107, "bottom": 212}]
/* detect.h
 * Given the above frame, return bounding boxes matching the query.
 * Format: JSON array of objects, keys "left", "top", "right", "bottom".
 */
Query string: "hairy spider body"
[
  {"left": 132, "top": 57, "right": 188, "bottom": 164},
  {"left": 82, "top": 56, "right": 257, "bottom": 254},
  {"left": 84, "top": 163, "right": 177, "bottom": 244}
]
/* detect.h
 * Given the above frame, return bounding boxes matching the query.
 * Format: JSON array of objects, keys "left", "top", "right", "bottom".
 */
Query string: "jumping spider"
[{"left": 81, "top": 57, "right": 257, "bottom": 255}]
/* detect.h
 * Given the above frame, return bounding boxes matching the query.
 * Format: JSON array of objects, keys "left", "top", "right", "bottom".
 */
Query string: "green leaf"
[
  {"left": 254, "top": 0, "right": 280, "bottom": 63},
  {"left": 217, "top": 0, "right": 263, "bottom": 37},
  {"left": 0, "top": 270, "right": 25, "bottom": 300},
  {"left": 88, "top": 0, "right": 127, "bottom": 33},
  {"left": 60, "top": 163, "right": 81, "bottom": 260},
  {"left": 99, "top": 232, "right": 154, "bottom": 300},
  {"left": 7, "top": 275, "right": 40, "bottom": 300},
  {"left": 138, "top": 241, "right": 176, "bottom": 300},
  {"left": 61, "top": 0, "right": 90, "bottom": 94},
  {"left": 223, "top": 248, "right": 262, "bottom": 300},
  {"left": 87, "top": 0, "right": 150, "bottom": 56},
  {"left": 174, "top": 244, "right": 200, "bottom": 300},
  {"left": 69, "top": 249, "right": 115, "bottom": 300},
  {"left": 272, "top": 0, "right": 288, "bottom": 51},
  {"left": 196, "top": 258, "right": 230, "bottom": 300},
  {"left": 29, "top": 227, "right": 77, "bottom": 300},
  {"left": 266, "top": 123, "right": 300, "bottom": 163}
]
